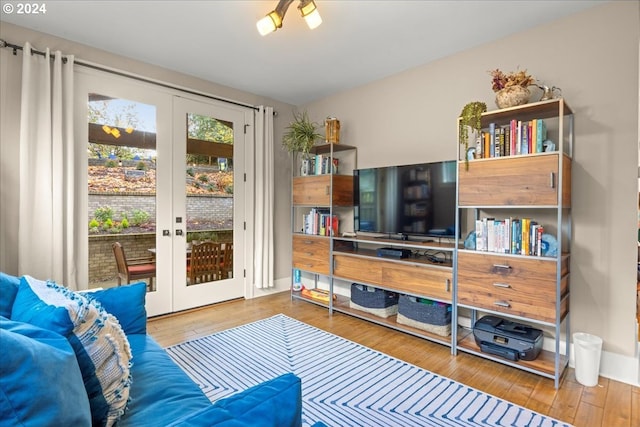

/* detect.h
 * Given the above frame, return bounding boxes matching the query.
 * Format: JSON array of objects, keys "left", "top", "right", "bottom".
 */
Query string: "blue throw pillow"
[
  {"left": 87, "top": 282, "right": 147, "bottom": 335},
  {"left": 11, "top": 276, "right": 132, "bottom": 427},
  {"left": 167, "top": 373, "right": 302, "bottom": 427},
  {"left": 0, "top": 272, "right": 20, "bottom": 318},
  {"left": 0, "top": 317, "right": 92, "bottom": 427}
]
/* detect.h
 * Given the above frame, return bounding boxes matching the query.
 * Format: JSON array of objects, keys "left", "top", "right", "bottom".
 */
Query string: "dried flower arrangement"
[{"left": 489, "top": 68, "right": 535, "bottom": 92}]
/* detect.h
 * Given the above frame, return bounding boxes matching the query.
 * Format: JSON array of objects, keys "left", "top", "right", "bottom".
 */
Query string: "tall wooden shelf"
[
  {"left": 290, "top": 143, "right": 357, "bottom": 307},
  {"left": 454, "top": 98, "right": 574, "bottom": 388}
]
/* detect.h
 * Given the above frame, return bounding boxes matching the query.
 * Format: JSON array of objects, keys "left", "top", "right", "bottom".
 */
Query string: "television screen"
[{"left": 354, "top": 160, "right": 458, "bottom": 238}]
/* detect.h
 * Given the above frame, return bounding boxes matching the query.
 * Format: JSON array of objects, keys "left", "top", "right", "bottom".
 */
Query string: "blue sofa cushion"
[
  {"left": 118, "top": 334, "right": 212, "bottom": 427},
  {"left": 0, "top": 272, "right": 20, "bottom": 318},
  {"left": 167, "top": 373, "right": 302, "bottom": 427},
  {"left": 0, "top": 316, "right": 92, "bottom": 427},
  {"left": 87, "top": 282, "right": 147, "bottom": 335},
  {"left": 11, "top": 276, "right": 132, "bottom": 427}
]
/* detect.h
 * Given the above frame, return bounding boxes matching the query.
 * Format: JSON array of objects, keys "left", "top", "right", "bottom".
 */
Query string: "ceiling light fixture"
[{"left": 257, "top": 0, "right": 322, "bottom": 36}]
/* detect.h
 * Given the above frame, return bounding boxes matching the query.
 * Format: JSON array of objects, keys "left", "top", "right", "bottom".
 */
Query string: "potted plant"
[
  {"left": 282, "top": 111, "right": 322, "bottom": 175},
  {"left": 459, "top": 101, "right": 487, "bottom": 169},
  {"left": 489, "top": 68, "right": 535, "bottom": 109}
]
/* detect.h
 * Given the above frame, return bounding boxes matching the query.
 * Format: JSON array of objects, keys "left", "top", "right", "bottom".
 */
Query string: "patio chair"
[
  {"left": 219, "top": 242, "right": 233, "bottom": 279},
  {"left": 188, "top": 241, "right": 223, "bottom": 285},
  {"left": 112, "top": 242, "right": 156, "bottom": 289}
]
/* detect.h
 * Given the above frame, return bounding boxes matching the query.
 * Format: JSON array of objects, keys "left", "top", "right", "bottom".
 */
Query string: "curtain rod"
[{"left": 0, "top": 39, "right": 276, "bottom": 115}]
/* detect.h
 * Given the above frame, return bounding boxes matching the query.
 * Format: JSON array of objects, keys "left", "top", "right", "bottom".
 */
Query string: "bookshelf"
[
  {"left": 290, "top": 143, "right": 357, "bottom": 306},
  {"left": 454, "top": 98, "right": 574, "bottom": 388}
]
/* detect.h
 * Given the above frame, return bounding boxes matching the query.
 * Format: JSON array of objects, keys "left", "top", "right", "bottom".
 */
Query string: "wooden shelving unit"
[{"left": 454, "top": 98, "right": 574, "bottom": 388}]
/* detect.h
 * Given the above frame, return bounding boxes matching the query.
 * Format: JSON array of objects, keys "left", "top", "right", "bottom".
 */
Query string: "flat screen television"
[{"left": 354, "top": 160, "right": 458, "bottom": 239}]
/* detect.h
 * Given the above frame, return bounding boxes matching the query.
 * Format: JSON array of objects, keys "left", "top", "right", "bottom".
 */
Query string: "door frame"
[{"left": 75, "top": 67, "right": 256, "bottom": 316}]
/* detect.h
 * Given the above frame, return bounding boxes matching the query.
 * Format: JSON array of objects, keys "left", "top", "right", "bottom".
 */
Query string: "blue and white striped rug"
[{"left": 167, "top": 314, "right": 571, "bottom": 427}]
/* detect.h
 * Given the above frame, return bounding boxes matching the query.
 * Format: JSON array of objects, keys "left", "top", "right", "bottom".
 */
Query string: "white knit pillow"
[{"left": 12, "top": 276, "right": 132, "bottom": 427}]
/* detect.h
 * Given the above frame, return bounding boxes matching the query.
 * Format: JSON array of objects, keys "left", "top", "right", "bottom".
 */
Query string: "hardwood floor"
[{"left": 149, "top": 291, "right": 639, "bottom": 427}]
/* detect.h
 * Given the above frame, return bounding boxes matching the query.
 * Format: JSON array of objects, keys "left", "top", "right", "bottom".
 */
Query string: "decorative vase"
[
  {"left": 495, "top": 86, "right": 531, "bottom": 109},
  {"left": 300, "top": 158, "right": 311, "bottom": 176}
]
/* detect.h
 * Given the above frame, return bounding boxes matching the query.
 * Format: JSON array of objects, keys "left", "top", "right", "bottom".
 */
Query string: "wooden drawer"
[
  {"left": 457, "top": 251, "right": 569, "bottom": 323},
  {"left": 293, "top": 175, "right": 353, "bottom": 206},
  {"left": 382, "top": 263, "right": 452, "bottom": 301},
  {"left": 458, "top": 154, "right": 571, "bottom": 207},
  {"left": 333, "top": 254, "right": 452, "bottom": 302},
  {"left": 333, "top": 254, "right": 382, "bottom": 285},
  {"left": 292, "top": 235, "right": 329, "bottom": 274}
]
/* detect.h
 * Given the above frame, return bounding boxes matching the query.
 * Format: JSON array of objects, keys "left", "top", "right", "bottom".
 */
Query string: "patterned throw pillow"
[{"left": 11, "top": 276, "right": 132, "bottom": 427}]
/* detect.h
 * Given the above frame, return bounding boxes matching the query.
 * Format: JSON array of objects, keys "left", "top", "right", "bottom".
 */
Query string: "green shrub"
[
  {"left": 89, "top": 226, "right": 100, "bottom": 234},
  {"left": 186, "top": 167, "right": 195, "bottom": 177},
  {"left": 94, "top": 206, "right": 113, "bottom": 223},
  {"left": 105, "top": 159, "right": 118, "bottom": 168},
  {"left": 224, "top": 183, "right": 233, "bottom": 194},
  {"left": 198, "top": 174, "right": 209, "bottom": 183},
  {"left": 136, "top": 161, "right": 147, "bottom": 171},
  {"left": 120, "top": 218, "right": 129, "bottom": 228},
  {"left": 88, "top": 218, "right": 100, "bottom": 229},
  {"left": 129, "top": 209, "right": 150, "bottom": 226}
]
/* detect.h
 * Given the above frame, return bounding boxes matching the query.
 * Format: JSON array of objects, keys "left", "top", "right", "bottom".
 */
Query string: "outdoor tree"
[
  {"left": 186, "top": 114, "right": 233, "bottom": 166},
  {"left": 87, "top": 100, "right": 146, "bottom": 160}
]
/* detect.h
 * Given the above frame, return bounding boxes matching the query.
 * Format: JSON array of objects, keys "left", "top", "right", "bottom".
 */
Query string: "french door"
[
  {"left": 171, "top": 97, "right": 246, "bottom": 311},
  {"left": 77, "top": 69, "right": 250, "bottom": 316}
]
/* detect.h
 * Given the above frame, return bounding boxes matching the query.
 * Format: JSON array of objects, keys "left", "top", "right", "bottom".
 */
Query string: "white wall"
[{"left": 302, "top": 1, "right": 639, "bottom": 366}]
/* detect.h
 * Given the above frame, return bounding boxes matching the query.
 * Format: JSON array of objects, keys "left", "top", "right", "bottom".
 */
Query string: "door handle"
[
  {"left": 163, "top": 230, "right": 171, "bottom": 237},
  {"left": 175, "top": 229, "right": 184, "bottom": 236}
]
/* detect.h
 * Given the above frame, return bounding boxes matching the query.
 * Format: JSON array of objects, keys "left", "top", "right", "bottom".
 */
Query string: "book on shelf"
[
  {"left": 489, "top": 123, "right": 496, "bottom": 158},
  {"left": 473, "top": 217, "right": 544, "bottom": 256},
  {"left": 467, "top": 119, "right": 549, "bottom": 160},
  {"left": 309, "top": 155, "right": 339, "bottom": 175},
  {"left": 302, "top": 208, "right": 338, "bottom": 236}
]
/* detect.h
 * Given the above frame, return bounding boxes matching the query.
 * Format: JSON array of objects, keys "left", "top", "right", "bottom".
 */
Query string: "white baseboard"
[
  {"left": 569, "top": 346, "right": 640, "bottom": 387},
  {"left": 246, "top": 277, "right": 290, "bottom": 299}
]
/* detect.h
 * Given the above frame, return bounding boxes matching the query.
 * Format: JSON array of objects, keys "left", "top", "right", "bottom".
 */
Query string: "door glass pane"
[
  {"left": 185, "top": 113, "right": 234, "bottom": 286},
  {"left": 87, "top": 94, "right": 157, "bottom": 292}
]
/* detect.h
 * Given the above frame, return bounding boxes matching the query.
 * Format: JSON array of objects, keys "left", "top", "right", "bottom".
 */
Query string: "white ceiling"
[{"left": 1, "top": 0, "right": 605, "bottom": 106}]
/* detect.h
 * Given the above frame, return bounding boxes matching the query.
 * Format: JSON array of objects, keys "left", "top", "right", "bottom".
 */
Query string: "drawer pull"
[
  {"left": 325, "top": 185, "right": 330, "bottom": 195},
  {"left": 492, "top": 264, "right": 512, "bottom": 270},
  {"left": 493, "top": 301, "right": 511, "bottom": 308},
  {"left": 445, "top": 278, "right": 451, "bottom": 292},
  {"left": 550, "top": 172, "right": 555, "bottom": 189},
  {"left": 303, "top": 240, "right": 314, "bottom": 245},
  {"left": 493, "top": 282, "right": 511, "bottom": 288}
]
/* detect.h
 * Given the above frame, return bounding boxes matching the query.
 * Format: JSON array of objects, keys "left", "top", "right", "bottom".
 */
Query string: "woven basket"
[
  {"left": 396, "top": 294, "right": 451, "bottom": 336},
  {"left": 350, "top": 284, "right": 398, "bottom": 308},
  {"left": 350, "top": 284, "right": 398, "bottom": 318}
]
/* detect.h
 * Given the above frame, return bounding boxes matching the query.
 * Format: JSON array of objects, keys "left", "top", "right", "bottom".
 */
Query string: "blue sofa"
[{"left": 0, "top": 273, "right": 303, "bottom": 427}]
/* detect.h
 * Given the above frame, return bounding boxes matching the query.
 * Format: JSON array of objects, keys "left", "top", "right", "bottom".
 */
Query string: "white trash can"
[{"left": 573, "top": 332, "right": 602, "bottom": 387}]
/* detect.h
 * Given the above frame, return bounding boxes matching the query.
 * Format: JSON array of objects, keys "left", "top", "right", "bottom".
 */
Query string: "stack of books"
[
  {"left": 475, "top": 217, "right": 545, "bottom": 256},
  {"left": 303, "top": 208, "right": 338, "bottom": 236},
  {"left": 475, "top": 119, "right": 548, "bottom": 159}
]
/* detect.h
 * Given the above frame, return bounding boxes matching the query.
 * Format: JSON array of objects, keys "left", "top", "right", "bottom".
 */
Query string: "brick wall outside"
[
  {"left": 88, "top": 193, "right": 232, "bottom": 222},
  {"left": 88, "top": 193, "right": 232, "bottom": 285},
  {"left": 89, "top": 234, "right": 156, "bottom": 285}
]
